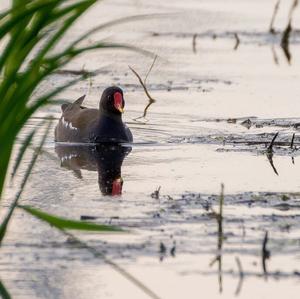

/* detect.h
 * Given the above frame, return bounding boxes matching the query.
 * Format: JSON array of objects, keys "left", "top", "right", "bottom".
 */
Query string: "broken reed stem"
[
  {"left": 281, "top": 22, "right": 292, "bottom": 63},
  {"left": 235, "top": 257, "right": 243, "bottom": 278},
  {"left": 266, "top": 133, "right": 279, "bottom": 175},
  {"left": 192, "top": 34, "right": 197, "bottom": 53},
  {"left": 129, "top": 56, "right": 157, "bottom": 119},
  {"left": 269, "top": 0, "right": 280, "bottom": 34},
  {"left": 144, "top": 55, "right": 158, "bottom": 84},
  {"left": 129, "top": 63, "right": 156, "bottom": 103},
  {"left": 218, "top": 184, "right": 224, "bottom": 293},
  {"left": 233, "top": 33, "right": 240, "bottom": 50},
  {"left": 262, "top": 231, "right": 270, "bottom": 276},
  {"left": 288, "top": 0, "right": 298, "bottom": 21},
  {"left": 219, "top": 183, "right": 224, "bottom": 222},
  {"left": 290, "top": 133, "right": 295, "bottom": 149},
  {"left": 281, "top": 0, "right": 298, "bottom": 63},
  {"left": 267, "top": 132, "right": 279, "bottom": 153}
]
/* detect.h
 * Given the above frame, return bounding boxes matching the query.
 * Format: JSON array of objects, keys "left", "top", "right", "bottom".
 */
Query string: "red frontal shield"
[{"left": 114, "top": 92, "right": 123, "bottom": 113}]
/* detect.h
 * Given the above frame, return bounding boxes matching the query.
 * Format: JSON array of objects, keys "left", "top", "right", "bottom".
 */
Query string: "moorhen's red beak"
[
  {"left": 111, "top": 177, "right": 123, "bottom": 196},
  {"left": 114, "top": 92, "right": 124, "bottom": 113}
]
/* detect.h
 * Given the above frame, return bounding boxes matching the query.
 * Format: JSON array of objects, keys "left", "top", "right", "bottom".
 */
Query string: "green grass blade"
[
  {"left": 10, "top": 129, "right": 36, "bottom": 180},
  {"left": 0, "top": 280, "right": 11, "bottom": 299},
  {"left": 0, "top": 1, "right": 59, "bottom": 39},
  {"left": 0, "top": 121, "right": 52, "bottom": 245},
  {"left": 18, "top": 205, "right": 124, "bottom": 232},
  {"left": 10, "top": 119, "right": 47, "bottom": 180}
]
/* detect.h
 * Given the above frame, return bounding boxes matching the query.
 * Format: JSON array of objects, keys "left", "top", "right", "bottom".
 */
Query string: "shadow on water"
[{"left": 55, "top": 144, "right": 131, "bottom": 196}]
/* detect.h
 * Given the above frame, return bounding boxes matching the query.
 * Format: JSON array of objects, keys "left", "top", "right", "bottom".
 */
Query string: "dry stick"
[
  {"left": 290, "top": 133, "right": 295, "bottom": 149},
  {"left": 262, "top": 231, "right": 270, "bottom": 277},
  {"left": 192, "top": 34, "right": 197, "bottom": 53},
  {"left": 281, "top": 0, "right": 299, "bottom": 63},
  {"left": 267, "top": 152, "right": 279, "bottom": 175},
  {"left": 266, "top": 132, "right": 279, "bottom": 175},
  {"left": 233, "top": 33, "right": 240, "bottom": 50},
  {"left": 144, "top": 55, "right": 158, "bottom": 85},
  {"left": 291, "top": 133, "right": 296, "bottom": 164},
  {"left": 129, "top": 57, "right": 157, "bottom": 120},
  {"left": 235, "top": 256, "right": 244, "bottom": 296},
  {"left": 267, "top": 132, "right": 279, "bottom": 153},
  {"left": 281, "top": 22, "right": 292, "bottom": 63},
  {"left": 209, "top": 185, "right": 224, "bottom": 292},
  {"left": 269, "top": 0, "right": 280, "bottom": 34},
  {"left": 217, "top": 184, "right": 224, "bottom": 293}
]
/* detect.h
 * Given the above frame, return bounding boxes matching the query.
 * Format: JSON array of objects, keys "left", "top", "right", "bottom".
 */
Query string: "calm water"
[{"left": 2, "top": 0, "right": 300, "bottom": 298}]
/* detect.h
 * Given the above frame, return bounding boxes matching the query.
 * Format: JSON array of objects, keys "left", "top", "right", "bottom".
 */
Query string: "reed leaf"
[
  {"left": 0, "top": 279, "right": 11, "bottom": 299},
  {"left": 18, "top": 205, "right": 124, "bottom": 232},
  {"left": 0, "top": 121, "right": 52, "bottom": 245},
  {"left": 10, "top": 126, "right": 39, "bottom": 180}
]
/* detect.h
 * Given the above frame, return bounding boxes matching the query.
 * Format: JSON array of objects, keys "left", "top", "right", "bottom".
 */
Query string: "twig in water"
[
  {"left": 192, "top": 34, "right": 197, "bottom": 53},
  {"left": 267, "top": 132, "right": 279, "bottom": 153},
  {"left": 145, "top": 55, "right": 158, "bottom": 85},
  {"left": 262, "top": 231, "right": 271, "bottom": 277},
  {"left": 267, "top": 153, "right": 279, "bottom": 175},
  {"left": 281, "top": 0, "right": 299, "bottom": 64},
  {"left": 266, "top": 132, "right": 279, "bottom": 175},
  {"left": 209, "top": 184, "right": 224, "bottom": 293},
  {"left": 129, "top": 55, "right": 158, "bottom": 121},
  {"left": 217, "top": 183, "right": 224, "bottom": 293},
  {"left": 235, "top": 256, "right": 244, "bottom": 296},
  {"left": 159, "top": 242, "right": 167, "bottom": 261},
  {"left": 281, "top": 23, "right": 292, "bottom": 63},
  {"left": 269, "top": 0, "right": 280, "bottom": 34},
  {"left": 233, "top": 33, "right": 240, "bottom": 50},
  {"left": 290, "top": 133, "right": 295, "bottom": 149}
]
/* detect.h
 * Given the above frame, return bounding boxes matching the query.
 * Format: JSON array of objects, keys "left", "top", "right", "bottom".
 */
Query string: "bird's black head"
[{"left": 99, "top": 86, "right": 125, "bottom": 115}]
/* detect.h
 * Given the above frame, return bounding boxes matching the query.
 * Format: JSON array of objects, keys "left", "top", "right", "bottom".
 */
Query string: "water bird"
[{"left": 55, "top": 86, "right": 132, "bottom": 143}]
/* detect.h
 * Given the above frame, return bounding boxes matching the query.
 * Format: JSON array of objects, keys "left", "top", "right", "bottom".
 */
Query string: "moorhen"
[{"left": 55, "top": 86, "right": 133, "bottom": 143}]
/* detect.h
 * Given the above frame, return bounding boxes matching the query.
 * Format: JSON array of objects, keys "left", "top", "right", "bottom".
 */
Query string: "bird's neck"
[{"left": 99, "top": 109, "right": 122, "bottom": 123}]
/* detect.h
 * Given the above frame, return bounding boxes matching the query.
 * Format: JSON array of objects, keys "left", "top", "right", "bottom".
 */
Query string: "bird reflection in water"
[{"left": 55, "top": 144, "right": 131, "bottom": 196}]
